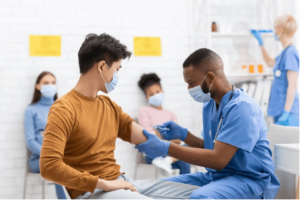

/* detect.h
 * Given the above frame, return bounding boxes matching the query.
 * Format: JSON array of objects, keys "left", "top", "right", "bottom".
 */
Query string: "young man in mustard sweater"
[{"left": 40, "top": 33, "right": 198, "bottom": 199}]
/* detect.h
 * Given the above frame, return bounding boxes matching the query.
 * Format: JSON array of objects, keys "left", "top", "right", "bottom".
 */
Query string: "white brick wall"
[{"left": 0, "top": 0, "right": 297, "bottom": 199}]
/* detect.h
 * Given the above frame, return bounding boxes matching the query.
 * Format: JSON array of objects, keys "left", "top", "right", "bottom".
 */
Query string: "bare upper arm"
[
  {"left": 130, "top": 121, "right": 147, "bottom": 145},
  {"left": 287, "top": 70, "right": 298, "bottom": 87},
  {"left": 213, "top": 141, "right": 238, "bottom": 170}
]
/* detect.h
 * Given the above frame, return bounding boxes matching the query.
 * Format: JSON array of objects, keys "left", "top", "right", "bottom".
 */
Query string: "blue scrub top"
[
  {"left": 268, "top": 45, "right": 299, "bottom": 118},
  {"left": 202, "top": 89, "right": 280, "bottom": 199}
]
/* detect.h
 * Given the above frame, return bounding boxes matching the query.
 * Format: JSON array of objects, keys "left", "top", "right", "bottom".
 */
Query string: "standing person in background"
[
  {"left": 138, "top": 73, "right": 190, "bottom": 176},
  {"left": 24, "top": 72, "right": 66, "bottom": 199},
  {"left": 251, "top": 14, "right": 299, "bottom": 126}
]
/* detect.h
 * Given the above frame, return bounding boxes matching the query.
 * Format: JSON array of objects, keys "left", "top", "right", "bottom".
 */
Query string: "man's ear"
[
  {"left": 97, "top": 61, "right": 106, "bottom": 73},
  {"left": 207, "top": 71, "right": 215, "bottom": 83}
]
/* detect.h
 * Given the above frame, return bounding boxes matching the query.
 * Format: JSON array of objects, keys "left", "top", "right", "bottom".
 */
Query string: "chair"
[
  {"left": 267, "top": 124, "right": 299, "bottom": 199},
  {"left": 23, "top": 147, "right": 54, "bottom": 199},
  {"left": 134, "top": 151, "right": 158, "bottom": 180}
]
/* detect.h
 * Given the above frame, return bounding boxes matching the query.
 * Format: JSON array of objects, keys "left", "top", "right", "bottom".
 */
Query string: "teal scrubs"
[
  {"left": 268, "top": 45, "right": 299, "bottom": 123},
  {"left": 162, "top": 89, "right": 280, "bottom": 199}
]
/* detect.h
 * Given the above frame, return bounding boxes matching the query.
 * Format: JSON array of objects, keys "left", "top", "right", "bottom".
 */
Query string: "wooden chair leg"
[{"left": 296, "top": 176, "right": 299, "bottom": 199}]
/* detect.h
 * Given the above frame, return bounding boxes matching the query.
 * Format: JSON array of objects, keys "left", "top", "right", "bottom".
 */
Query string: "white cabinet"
[{"left": 274, "top": 143, "right": 299, "bottom": 175}]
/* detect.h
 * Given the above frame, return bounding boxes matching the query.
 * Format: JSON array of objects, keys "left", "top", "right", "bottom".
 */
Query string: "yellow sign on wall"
[
  {"left": 134, "top": 37, "right": 161, "bottom": 56},
  {"left": 29, "top": 35, "right": 61, "bottom": 56}
]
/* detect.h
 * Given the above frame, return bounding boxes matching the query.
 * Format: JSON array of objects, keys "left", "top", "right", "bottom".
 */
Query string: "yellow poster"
[
  {"left": 29, "top": 35, "right": 61, "bottom": 56},
  {"left": 134, "top": 37, "right": 161, "bottom": 56}
]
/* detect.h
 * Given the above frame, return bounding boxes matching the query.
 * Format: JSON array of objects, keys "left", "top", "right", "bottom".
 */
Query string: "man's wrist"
[{"left": 96, "top": 179, "right": 106, "bottom": 189}]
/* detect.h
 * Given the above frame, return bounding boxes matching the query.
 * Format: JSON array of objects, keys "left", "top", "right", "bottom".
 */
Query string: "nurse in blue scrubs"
[
  {"left": 251, "top": 14, "right": 299, "bottom": 126},
  {"left": 135, "top": 48, "right": 280, "bottom": 199}
]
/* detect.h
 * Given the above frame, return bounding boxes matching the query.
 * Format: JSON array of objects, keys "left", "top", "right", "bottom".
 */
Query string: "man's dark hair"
[
  {"left": 138, "top": 73, "right": 161, "bottom": 93},
  {"left": 78, "top": 33, "right": 132, "bottom": 74},
  {"left": 182, "top": 48, "right": 222, "bottom": 71}
]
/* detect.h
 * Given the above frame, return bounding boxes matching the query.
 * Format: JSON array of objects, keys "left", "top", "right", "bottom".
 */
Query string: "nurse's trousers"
[{"left": 162, "top": 172, "right": 263, "bottom": 199}]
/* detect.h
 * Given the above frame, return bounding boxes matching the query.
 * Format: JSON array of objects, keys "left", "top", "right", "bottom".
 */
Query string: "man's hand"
[
  {"left": 156, "top": 121, "right": 188, "bottom": 141},
  {"left": 135, "top": 130, "right": 171, "bottom": 158},
  {"left": 96, "top": 179, "right": 138, "bottom": 192}
]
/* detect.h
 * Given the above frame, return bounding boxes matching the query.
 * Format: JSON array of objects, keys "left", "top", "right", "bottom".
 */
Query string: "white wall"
[
  {"left": 0, "top": 0, "right": 194, "bottom": 198},
  {"left": 0, "top": 0, "right": 298, "bottom": 199}
]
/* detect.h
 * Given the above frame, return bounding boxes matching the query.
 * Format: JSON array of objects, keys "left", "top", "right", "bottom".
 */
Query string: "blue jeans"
[
  {"left": 29, "top": 158, "right": 66, "bottom": 199},
  {"left": 145, "top": 156, "right": 191, "bottom": 175},
  {"left": 75, "top": 174, "right": 199, "bottom": 199}
]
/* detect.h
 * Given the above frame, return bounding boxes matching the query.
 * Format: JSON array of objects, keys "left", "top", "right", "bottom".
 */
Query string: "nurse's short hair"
[
  {"left": 275, "top": 14, "right": 298, "bottom": 36},
  {"left": 183, "top": 48, "right": 222, "bottom": 71}
]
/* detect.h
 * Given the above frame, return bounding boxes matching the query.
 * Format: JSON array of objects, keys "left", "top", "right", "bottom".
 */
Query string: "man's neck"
[
  {"left": 212, "top": 80, "right": 232, "bottom": 106},
  {"left": 280, "top": 36, "right": 293, "bottom": 48},
  {"left": 74, "top": 74, "right": 101, "bottom": 98}
]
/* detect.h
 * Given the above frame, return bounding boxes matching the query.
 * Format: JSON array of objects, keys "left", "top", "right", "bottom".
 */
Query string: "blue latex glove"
[
  {"left": 250, "top": 30, "right": 263, "bottom": 46},
  {"left": 155, "top": 121, "right": 188, "bottom": 141},
  {"left": 135, "top": 129, "right": 171, "bottom": 158},
  {"left": 276, "top": 111, "right": 290, "bottom": 126}
]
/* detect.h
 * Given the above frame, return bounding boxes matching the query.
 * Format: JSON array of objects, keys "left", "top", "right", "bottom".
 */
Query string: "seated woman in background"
[
  {"left": 138, "top": 73, "right": 190, "bottom": 176},
  {"left": 24, "top": 71, "right": 66, "bottom": 199}
]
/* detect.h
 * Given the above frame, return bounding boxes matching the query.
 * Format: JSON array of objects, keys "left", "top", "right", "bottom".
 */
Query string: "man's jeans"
[{"left": 75, "top": 174, "right": 199, "bottom": 199}]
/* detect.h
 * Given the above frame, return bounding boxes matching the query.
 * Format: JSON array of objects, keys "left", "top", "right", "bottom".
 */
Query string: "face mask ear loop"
[
  {"left": 200, "top": 73, "right": 208, "bottom": 87},
  {"left": 106, "top": 64, "right": 115, "bottom": 74},
  {"left": 208, "top": 74, "right": 215, "bottom": 92},
  {"left": 209, "top": 83, "right": 213, "bottom": 92},
  {"left": 100, "top": 71, "right": 107, "bottom": 84}
]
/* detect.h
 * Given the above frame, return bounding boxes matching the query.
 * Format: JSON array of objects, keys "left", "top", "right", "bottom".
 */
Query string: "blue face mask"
[
  {"left": 188, "top": 74, "right": 212, "bottom": 103},
  {"left": 100, "top": 65, "right": 119, "bottom": 93},
  {"left": 149, "top": 93, "right": 164, "bottom": 107},
  {"left": 41, "top": 84, "right": 57, "bottom": 99}
]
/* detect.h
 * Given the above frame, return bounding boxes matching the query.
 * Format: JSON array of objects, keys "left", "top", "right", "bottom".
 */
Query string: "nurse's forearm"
[
  {"left": 261, "top": 46, "right": 276, "bottom": 67},
  {"left": 284, "top": 71, "right": 298, "bottom": 111},
  {"left": 183, "top": 131, "right": 204, "bottom": 148},
  {"left": 168, "top": 142, "right": 237, "bottom": 171}
]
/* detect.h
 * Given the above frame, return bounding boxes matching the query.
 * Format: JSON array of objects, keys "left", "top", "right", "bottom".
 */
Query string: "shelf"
[
  {"left": 226, "top": 73, "right": 273, "bottom": 78},
  {"left": 211, "top": 32, "right": 274, "bottom": 37}
]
